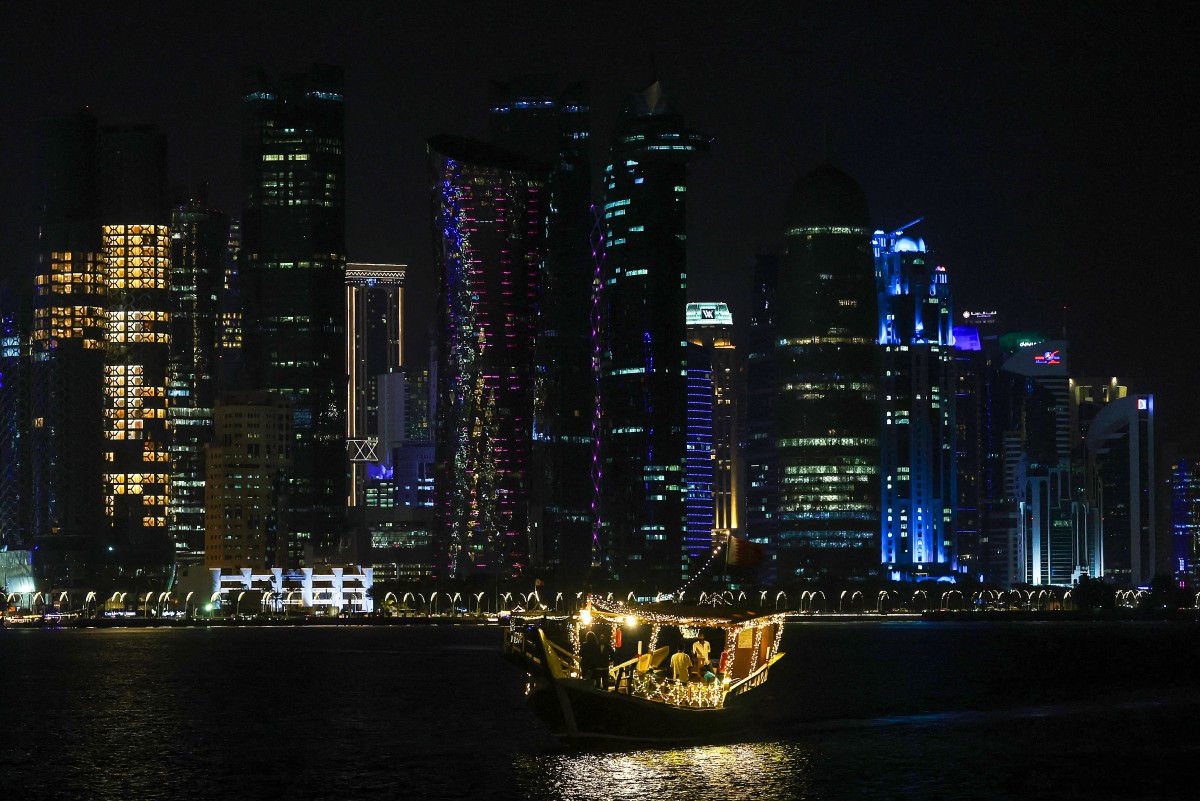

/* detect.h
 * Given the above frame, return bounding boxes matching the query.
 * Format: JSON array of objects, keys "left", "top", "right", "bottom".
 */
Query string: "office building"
[
  {"left": 204, "top": 392, "right": 292, "bottom": 570},
  {"left": 29, "top": 111, "right": 107, "bottom": 587},
  {"left": 773, "top": 164, "right": 879, "bottom": 580},
  {"left": 598, "top": 81, "right": 708, "bottom": 589},
  {"left": 1084, "top": 394, "right": 1156, "bottom": 587},
  {"left": 684, "top": 342, "right": 715, "bottom": 574},
  {"left": 998, "top": 339, "right": 1075, "bottom": 585},
  {"left": 489, "top": 76, "right": 595, "bottom": 584},
  {"left": 429, "top": 134, "right": 547, "bottom": 581},
  {"left": 168, "top": 189, "right": 230, "bottom": 564},
  {"left": 345, "top": 263, "right": 406, "bottom": 510},
  {"left": 686, "top": 302, "right": 740, "bottom": 548},
  {"left": 1169, "top": 458, "right": 1200, "bottom": 584},
  {"left": 100, "top": 125, "right": 173, "bottom": 576},
  {"left": 745, "top": 254, "right": 780, "bottom": 576},
  {"left": 875, "top": 226, "right": 957, "bottom": 580},
  {"left": 240, "top": 64, "right": 347, "bottom": 566}
]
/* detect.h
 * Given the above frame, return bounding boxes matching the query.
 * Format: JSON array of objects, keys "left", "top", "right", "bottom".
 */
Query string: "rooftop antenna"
[
  {"left": 650, "top": 52, "right": 658, "bottom": 84},
  {"left": 889, "top": 217, "right": 924, "bottom": 238}
]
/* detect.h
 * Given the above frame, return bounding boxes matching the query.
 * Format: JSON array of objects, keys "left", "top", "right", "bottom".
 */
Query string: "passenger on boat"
[
  {"left": 670, "top": 650, "right": 693, "bottom": 683},
  {"left": 581, "top": 631, "right": 605, "bottom": 688},
  {"left": 600, "top": 634, "right": 617, "bottom": 688},
  {"left": 691, "top": 631, "right": 711, "bottom": 669}
]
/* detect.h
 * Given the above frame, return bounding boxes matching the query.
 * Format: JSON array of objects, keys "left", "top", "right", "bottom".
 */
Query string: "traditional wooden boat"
[{"left": 503, "top": 596, "right": 786, "bottom": 743}]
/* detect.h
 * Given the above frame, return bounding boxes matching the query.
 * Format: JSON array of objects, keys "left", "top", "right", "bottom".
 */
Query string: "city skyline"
[{"left": 1, "top": 3, "right": 1196, "bottom": 451}]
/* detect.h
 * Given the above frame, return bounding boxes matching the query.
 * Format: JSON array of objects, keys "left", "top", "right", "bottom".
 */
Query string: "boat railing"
[{"left": 725, "top": 652, "right": 784, "bottom": 697}]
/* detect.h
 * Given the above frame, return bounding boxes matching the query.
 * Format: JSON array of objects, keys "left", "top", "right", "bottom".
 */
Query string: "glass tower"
[
  {"left": 429, "top": 135, "right": 547, "bottom": 581},
  {"left": 240, "top": 64, "right": 347, "bottom": 567},
  {"left": 773, "top": 164, "right": 879, "bottom": 581},
  {"left": 168, "top": 189, "right": 229, "bottom": 565},
  {"left": 598, "top": 81, "right": 708, "bottom": 590},
  {"left": 29, "top": 111, "right": 107, "bottom": 587},
  {"left": 488, "top": 77, "right": 595, "bottom": 583}
]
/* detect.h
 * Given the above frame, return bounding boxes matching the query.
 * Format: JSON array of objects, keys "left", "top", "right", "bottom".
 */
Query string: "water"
[{"left": 2, "top": 621, "right": 1196, "bottom": 800}]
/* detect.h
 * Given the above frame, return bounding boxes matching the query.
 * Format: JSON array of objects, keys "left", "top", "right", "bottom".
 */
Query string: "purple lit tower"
[{"left": 428, "top": 135, "right": 547, "bottom": 581}]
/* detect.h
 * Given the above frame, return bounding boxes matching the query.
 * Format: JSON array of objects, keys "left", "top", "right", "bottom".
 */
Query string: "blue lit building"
[
  {"left": 875, "top": 225, "right": 958, "bottom": 580},
  {"left": 686, "top": 302, "right": 741, "bottom": 547},
  {"left": 684, "top": 342, "right": 715, "bottom": 574},
  {"left": 598, "top": 81, "right": 708, "bottom": 590},
  {"left": 0, "top": 291, "right": 27, "bottom": 549},
  {"left": 1169, "top": 458, "right": 1200, "bottom": 585}
]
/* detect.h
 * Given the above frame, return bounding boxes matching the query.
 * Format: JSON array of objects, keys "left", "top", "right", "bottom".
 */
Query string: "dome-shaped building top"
[{"left": 784, "top": 162, "right": 870, "bottom": 233}]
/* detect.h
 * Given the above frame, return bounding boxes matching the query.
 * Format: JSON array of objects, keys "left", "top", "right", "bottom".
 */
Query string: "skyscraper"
[
  {"left": 684, "top": 342, "right": 715, "bottom": 574},
  {"left": 240, "top": 64, "right": 347, "bottom": 567},
  {"left": 998, "top": 338, "right": 1074, "bottom": 586},
  {"left": 29, "top": 111, "right": 107, "bottom": 587},
  {"left": 745, "top": 254, "right": 780, "bottom": 577},
  {"left": 1169, "top": 458, "right": 1200, "bottom": 584},
  {"left": 345, "top": 263, "right": 406, "bottom": 510},
  {"left": 429, "top": 134, "right": 547, "bottom": 581},
  {"left": 168, "top": 188, "right": 230, "bottom": 565},
  {"left": 773, "top": 164, "right": 879, "bottom": 580},
  {"left": 686, "top": 302, "right": 740, "bottom": 546},
  {"left": 1084, "top": 394, "right": 1156, "bottom": 587},
  {"left": 489, "top": 76, "right": 595, "bottom": 585},
  {"left": 205, "top": 392, "right": 292, "bottom": 570},
  {"left": 875, "top": 226, "right": 957, "bottom": 580},
  {"left": 598, "top": 81, "right": 708, "bottom": 590},
  {"left": 99, "top": 125, "right": 172, "bottom": 576}
]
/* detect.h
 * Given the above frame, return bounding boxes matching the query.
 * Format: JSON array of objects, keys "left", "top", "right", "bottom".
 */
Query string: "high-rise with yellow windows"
[{"left": 99, "top": 126, "right": 173, "bottom": 573}]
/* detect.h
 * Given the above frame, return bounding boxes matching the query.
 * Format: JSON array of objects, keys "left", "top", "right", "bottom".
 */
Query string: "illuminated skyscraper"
[
  {"left": 686, "top": 302, "right": 740, "bottom": 546},
  {"left": 29, "top": 111, "right": 107, "bottom": 586},
  {"left": 429, "top": 135, "right": 547, "bottom": 581},
  {"left": 773, "top": 164, "right": 879, "bottom": 580},
  {"left": 598, "top": 81, "right": 708, "bottom": 589},
  {"left": 0, "top": 288, "right": 29, "bottom": 549},
  {"left": 1084, "top": 393, "right": 1156, "bottom": 587},
  {"left": 1169, "top": 458, "right": 1200, "bottom": 584},
  {"left": 684, "top": 342, "right": 714, "bottom": 572},
  {"left": 168, "top": 189, "right": 230, "bottom": 564},
  {"left": 998, "top": 338, "right": 1075, "bottom": 586},
  {"left": 99, "top": 125, "right": 172, "bottom": 575},
  {"left": 240, "top": 64, "right": 347, "bottom": 566},
  {"left": 489, "top": 76, "right": 595, "bottom": 584},
  {"left": 345, "top": 263, "right": 406, "bottom": 509},
  {"left": 875, "top": 225, "right": 957, "bottom": 580}
]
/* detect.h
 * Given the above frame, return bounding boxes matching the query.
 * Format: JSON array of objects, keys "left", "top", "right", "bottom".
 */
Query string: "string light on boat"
[{"left": 668, "top": 539, "right": 728, "bottom": 601}]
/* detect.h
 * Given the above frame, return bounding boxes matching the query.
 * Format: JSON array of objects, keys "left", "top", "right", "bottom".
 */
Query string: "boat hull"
[{"left": 527, "top": 676, "right": 756, "bottom": 744}]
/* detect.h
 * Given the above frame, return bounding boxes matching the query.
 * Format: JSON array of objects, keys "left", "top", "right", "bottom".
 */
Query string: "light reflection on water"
[{"left": 513, "top": 741, "right": 813, "bottom": 801}]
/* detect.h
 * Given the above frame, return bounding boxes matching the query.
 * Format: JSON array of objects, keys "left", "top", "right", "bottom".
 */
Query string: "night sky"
[{"left": 2, "top": 2, "right": 1197, "bottom": 447}]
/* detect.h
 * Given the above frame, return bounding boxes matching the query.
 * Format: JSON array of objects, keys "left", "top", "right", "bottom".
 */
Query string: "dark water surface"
[{"left": 2, "top": 621, "right": 1196, "bottom": 800}]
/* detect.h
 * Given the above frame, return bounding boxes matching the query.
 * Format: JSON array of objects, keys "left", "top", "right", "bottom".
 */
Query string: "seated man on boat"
[{"left": 670, "top": 649, "right": 693, "bottom": 683}]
